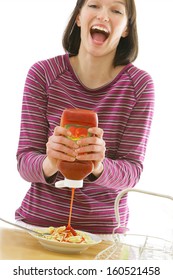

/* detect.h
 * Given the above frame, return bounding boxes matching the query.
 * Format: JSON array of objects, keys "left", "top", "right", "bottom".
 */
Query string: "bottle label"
[{"left": 65, "top": 124, "right": 91, "bottom": 141}]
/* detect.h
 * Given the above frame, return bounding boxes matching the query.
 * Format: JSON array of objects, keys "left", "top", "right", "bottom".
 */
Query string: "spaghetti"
[{"left": 37, "top": 226, "right": 94, "bottom": 244}]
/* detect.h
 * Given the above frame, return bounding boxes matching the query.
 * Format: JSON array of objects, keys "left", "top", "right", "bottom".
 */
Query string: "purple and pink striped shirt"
[{"left": 15, "top": 54, "right": 154, "bottom": 234}]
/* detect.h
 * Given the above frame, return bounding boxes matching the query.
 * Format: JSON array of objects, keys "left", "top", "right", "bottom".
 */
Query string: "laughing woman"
[{"left": 15, "top": 0, "right": 154, "bottom": 236}]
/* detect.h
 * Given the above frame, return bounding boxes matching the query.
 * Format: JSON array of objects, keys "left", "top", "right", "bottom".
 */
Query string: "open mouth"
[{"left": 90, "top": 25, "right": 110, "bottom": 43}]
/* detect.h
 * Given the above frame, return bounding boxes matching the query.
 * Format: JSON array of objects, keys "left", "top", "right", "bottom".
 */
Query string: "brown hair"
[{"left": 62, "top": 0, "right": 138, "bottom": 67}]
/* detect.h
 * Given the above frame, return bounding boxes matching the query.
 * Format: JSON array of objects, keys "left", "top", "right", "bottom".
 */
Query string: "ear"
[
  {"left": 122, "top": 26, "right": 129, "bottom": 38},
  {"left": 76, "top": 14, "right": 81, "bottom": 27}
]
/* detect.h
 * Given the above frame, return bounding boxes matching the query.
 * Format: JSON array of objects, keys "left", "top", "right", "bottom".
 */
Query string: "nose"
[{"left": 96, "top": 9, "right": 109, "bottom": 22}]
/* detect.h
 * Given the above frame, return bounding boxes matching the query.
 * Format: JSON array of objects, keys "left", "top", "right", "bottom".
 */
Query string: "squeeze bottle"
[{"left": 56, "top": 108, "right": 98, "bottom": 188}]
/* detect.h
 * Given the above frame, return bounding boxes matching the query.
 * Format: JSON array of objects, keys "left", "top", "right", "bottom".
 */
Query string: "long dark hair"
[{"left": 62, "top": 0, "right": 138, "bottom": 67}]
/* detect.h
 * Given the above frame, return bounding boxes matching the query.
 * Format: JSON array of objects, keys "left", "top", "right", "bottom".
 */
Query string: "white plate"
[{"left": 29, "top": 227, "right": 102, "bottom": 254}]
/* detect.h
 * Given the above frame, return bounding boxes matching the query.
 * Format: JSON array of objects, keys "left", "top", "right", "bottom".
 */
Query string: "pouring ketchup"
[{"left": 57, "top": 108, "right": 98, "bottom": 234}]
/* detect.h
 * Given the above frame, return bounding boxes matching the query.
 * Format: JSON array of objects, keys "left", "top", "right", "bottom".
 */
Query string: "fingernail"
[
  {"left": 73, "top": 144, "right": 79, "bottom": 149},
  {"left": 67, "top": 131, "right": 71, "bottom": 136}
]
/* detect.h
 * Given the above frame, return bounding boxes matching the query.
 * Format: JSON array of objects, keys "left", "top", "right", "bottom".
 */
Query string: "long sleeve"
[
  {"left": 90, "top": 70, "right": 154, "bottom": 190},
  {"left": 17, "top": 62, "right": 53, "bottom": 183}
]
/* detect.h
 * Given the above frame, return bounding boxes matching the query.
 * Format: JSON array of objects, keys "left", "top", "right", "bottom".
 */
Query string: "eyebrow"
[
  {"left": 113, "top": 1, "right": 125, "bottom": 5},
  {"left": 87, "top": 0, "right": 126, "bottom": 6}
]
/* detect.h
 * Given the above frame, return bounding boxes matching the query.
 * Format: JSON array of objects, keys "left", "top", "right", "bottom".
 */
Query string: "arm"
[
  {"left": 77, "top": 73, "right": 154, "bottom": 190},
  {"left": 95, "top": 74, "right": 154, "bottom": 190},
  {"left": 16, "top": 62, "right": 54, "bottom": 183},
  {"left": 17, "top": 62, "right": 80, "bottom": 183}
]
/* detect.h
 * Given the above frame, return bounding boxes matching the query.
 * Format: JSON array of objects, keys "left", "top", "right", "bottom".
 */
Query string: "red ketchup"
[{"left": 57, "top": 108, "right": 98, "bottom": 188}]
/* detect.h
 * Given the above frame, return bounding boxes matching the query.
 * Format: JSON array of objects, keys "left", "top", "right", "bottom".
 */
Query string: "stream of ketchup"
[{"left": 66, "top": 188, "right": 77, "bottom": 236}]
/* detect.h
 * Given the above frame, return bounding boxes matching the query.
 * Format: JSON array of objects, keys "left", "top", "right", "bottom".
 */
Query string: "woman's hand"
[
  {"left": 43, "top": 126, "right": 78, "bottom": 178},
  {"left": 75, "top": 127, "right": 106, "bottom": 177}
]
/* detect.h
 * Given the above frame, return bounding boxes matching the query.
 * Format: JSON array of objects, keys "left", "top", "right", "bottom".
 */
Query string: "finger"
[
  {"left": 46, "top": 140, "right": 76, "bottom": 160},
  {"left": 88, "top": 127, "right": 104, "bottom": 138},
  {"left": 47, "top": 141, "right": 77, "bottom": 157},
  {"left": 76, "top": 143, "right": 105, "bottom": 154},
  {"left": 77, "top": 136, "right": 105, "bottom": 147},
  {"left": 47, "top": 149, "right": 76, "bottom": 162},
  {"left": 50, "top": 135, "right": 79, "bottom": 149},
  {"left": 76, "top": 151, "right": 105, "bottom": 162},
  {"left": 54, "top": 126, "right": 71, "bottom": 137}
]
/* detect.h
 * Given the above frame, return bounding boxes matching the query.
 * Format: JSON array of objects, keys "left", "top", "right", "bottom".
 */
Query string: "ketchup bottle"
[{"left": 57, "top": 108, "right": 98, "bottom": 188}]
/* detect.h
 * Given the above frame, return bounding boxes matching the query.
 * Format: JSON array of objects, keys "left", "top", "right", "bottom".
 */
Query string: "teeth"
[{"left": 91, "top": 25, "right": 109, "bottom": 34}]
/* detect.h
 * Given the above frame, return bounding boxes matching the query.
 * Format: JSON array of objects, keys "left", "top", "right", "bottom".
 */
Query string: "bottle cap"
[
  {"left": 55, "top": 179, "right": 83, "bottom": 189},
  {"left": 64, "top": 178, "right": 83, "bottom": 188}
]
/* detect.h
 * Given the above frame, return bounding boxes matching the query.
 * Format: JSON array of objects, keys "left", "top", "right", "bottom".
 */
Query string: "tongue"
[{"left": 92, "top": 32, "right": 106, "bottom": 43}]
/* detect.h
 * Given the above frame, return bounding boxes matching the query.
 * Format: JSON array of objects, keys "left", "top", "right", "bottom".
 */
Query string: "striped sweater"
[{"left": 15, "top": 54, "right": 154, "bottom": 234}]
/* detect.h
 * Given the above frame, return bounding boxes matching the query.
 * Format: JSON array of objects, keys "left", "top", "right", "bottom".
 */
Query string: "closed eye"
[
  {"left": 88, "top": 4, "right": 99, "bottom": 9},
  {"left": 112, "top": 10, "right": 123, "bottom": 15}
]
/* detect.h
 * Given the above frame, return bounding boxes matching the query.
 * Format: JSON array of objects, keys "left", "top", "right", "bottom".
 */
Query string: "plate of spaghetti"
[{"left": 29, "top": 225, "right": 101, "bottom": 254}]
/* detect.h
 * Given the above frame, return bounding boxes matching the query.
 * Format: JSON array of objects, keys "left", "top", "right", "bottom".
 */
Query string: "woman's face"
[{"left": 76, "top": 0, "right": 128, "bottom": 58}]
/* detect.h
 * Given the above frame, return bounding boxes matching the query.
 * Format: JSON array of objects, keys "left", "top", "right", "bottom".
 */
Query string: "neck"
[{"left": 70, "top": 49, "right": 120, "bottom": 89}]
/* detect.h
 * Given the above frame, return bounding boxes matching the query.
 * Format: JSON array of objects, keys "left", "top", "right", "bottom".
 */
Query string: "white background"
[{"left": 0, "top": 0, "right": 173, "bottom": 237}]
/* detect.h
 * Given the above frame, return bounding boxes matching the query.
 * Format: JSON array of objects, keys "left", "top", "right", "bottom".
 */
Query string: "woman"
[{"left": 15, "top": 0, "right": 154, "bottom": 234}]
